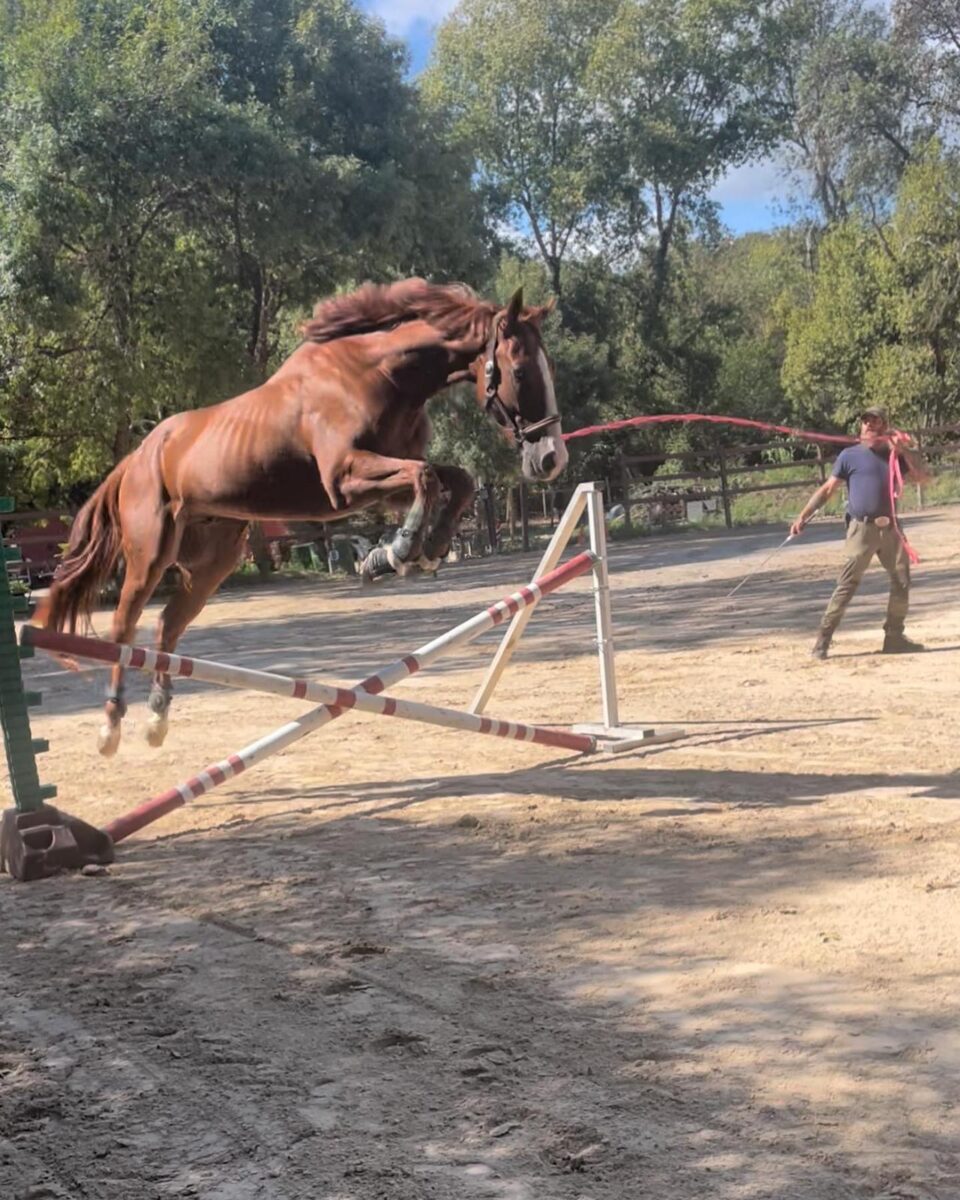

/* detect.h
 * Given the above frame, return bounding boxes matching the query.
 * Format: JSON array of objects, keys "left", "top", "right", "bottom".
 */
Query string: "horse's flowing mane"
[{"left": 301, "top": 278, "right": 498, "bottom": 350}]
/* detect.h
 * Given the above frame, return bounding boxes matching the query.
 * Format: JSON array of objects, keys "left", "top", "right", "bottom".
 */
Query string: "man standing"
[{"left": 789, "top": 406, "right": 932, "bottom": 659}]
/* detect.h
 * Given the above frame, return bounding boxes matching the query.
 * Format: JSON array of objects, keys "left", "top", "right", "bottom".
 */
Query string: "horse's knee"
[
  {"left": 444, "top": 467, "right": 476, "bottom": 505},
  {"left": 412, "top": 462, "right": 442, "bottom": 505}
]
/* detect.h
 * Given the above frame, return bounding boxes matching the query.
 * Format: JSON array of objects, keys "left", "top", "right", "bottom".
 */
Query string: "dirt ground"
[{"left": 3, "top": 505, "right": 960, "bottom": 1200}]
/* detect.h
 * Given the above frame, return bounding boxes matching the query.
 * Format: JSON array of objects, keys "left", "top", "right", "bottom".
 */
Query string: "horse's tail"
[{"left": 34, "top": 456, "right": 130, "bottom": 634}]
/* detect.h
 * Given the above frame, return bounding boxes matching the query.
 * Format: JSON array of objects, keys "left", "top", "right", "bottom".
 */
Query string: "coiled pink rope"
[{"left": 888, "top": 433, "right": 920, "bottom": 565}]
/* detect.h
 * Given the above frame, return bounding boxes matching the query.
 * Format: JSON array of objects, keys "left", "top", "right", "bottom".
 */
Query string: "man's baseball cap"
[{"left": 861, "top": 405, "right": 888, "bottom": 423}]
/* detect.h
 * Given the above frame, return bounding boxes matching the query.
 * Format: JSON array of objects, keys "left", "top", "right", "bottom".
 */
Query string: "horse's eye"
[{"left": 512, "top": 367, "right": 526, "bottom": 384}]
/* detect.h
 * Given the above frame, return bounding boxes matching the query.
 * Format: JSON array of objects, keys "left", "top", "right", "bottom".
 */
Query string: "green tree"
[
  {"left": 590, "top": 0, "right": 785, "bottom": 334},
  {"left": 201, "top": 0, "right": 488, "bottom": 377},
  {"left": 893, "top": 0, "right": 960, "bottom": 124},
  {"left": 0, "top": 0, "right": 489, "bottom": 504},
  {"left": 774, "top": 0, "right": 936, "bottom": 225},
  {"left": 423, "top": 0, "right": 619, "bottom": 298},
  {"left": 0, "top": 0, "right": 229, "bottom": 495},
  {"left": 696, "top": 231, "right": 811, "bottom": 422},
  {"left": 783, "top": 145, "right": 960, "bottom": 429}
]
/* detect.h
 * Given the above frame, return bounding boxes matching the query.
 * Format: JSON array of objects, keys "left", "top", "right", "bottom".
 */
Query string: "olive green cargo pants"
[{"left": 818, "top": 518, "right": 910, "bottom": 638}]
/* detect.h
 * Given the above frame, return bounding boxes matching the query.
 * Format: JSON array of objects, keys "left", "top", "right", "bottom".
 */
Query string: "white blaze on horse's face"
[{"left": 520, "top": 349, "right": 568, "bottom": 482}]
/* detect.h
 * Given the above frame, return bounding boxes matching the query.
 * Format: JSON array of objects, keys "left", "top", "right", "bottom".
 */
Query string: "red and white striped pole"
[
  {"left": 24, "top": 551, "right": 597, "bottom": 841},
  {"left": 27, "top": 622, "right": 597, "bottom": 747}
]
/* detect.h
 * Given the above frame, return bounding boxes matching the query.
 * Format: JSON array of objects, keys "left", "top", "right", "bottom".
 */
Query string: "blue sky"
[{"left": 358, "top": 0, "right": 785, "bottom": 236}]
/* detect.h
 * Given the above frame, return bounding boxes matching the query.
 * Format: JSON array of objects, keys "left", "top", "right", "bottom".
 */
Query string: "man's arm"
[
  {"left": 896, "top": 440, "right": 933, "bottom": 485},
  {"left": 790, "top": 475, "right": 843, "bottom": 537}
]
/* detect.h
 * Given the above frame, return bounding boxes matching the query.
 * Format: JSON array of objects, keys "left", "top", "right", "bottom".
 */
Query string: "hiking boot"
[
  {"left": 882, "top": 632, "right": 924, "bottom": 654},
  {"left": 811, "top": 633, "right": 831, "bottom": 660}
]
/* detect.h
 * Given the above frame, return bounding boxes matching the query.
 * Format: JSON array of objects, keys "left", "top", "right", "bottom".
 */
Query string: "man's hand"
[
  {"left": 789, "top": 515, "right": 807, "bottom": 538},
  {"left": 889, "top": 429, "right": 916, "bottom": 449},
  {"left": 890, "top": 429, "right": 933, "bottom": 484}
]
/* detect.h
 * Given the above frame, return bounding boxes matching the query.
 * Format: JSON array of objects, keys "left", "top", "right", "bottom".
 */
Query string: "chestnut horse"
[{"left": 35, "top": 278, "right": 568, "bottom": 756}]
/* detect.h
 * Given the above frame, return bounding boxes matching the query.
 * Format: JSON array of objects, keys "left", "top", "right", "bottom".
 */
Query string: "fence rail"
[{"left": 601, "top": 426, "right": 960, "bottom": 530}]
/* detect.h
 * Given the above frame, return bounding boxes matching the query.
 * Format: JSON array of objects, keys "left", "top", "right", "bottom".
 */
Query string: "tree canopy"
[
  {"left": 0, "top": 0, "right": 487, "bottom": 499},
  {"left": 3, "top": 0, "right": 960, "bottom": 510}
]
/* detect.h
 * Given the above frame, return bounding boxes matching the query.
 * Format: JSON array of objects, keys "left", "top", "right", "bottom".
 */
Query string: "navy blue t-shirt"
[{"left": 832, "top": 444, "right": 908, "bottom": 519}]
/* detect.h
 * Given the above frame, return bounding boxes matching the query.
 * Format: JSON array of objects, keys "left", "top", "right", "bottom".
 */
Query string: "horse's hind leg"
[
  {"left": 100, "top": 508, "right": 180, "bottom": 757},
  {"left": 146, "top": 519, "right": 248, "bottom": 748},
  {"left": 421, "top": 465, "right": 476, "bottom": 569}
]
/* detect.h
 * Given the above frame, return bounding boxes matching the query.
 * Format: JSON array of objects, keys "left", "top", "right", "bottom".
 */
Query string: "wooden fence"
[
  {"left": 470, "top": 439, "right": 835, "bottom": 547},
  {"left": 601, "top": 424, "right": 960, "bottom": 532},
  {"left": 615, "top": 441, "right": 830, "bottom": 530}
]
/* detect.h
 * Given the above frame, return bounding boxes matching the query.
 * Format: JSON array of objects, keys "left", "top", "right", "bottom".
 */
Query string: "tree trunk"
[
  {"left": 112, "top": 420, "right": 132, "bottom": 465},
  {"left": 507, "top": 486, "right": 517, "bottom": 541},
  {"left": 549, "top": 256, "right": 563, "bottom": 301},
  {"left": 644, "top": 185, "right": 681, "bottom": 339},
  {"left": 484, "top": 488, "right": 498, "bottom": 553},
  {"left": 247, "top": 522, "right": 274, "bottom": 581}
]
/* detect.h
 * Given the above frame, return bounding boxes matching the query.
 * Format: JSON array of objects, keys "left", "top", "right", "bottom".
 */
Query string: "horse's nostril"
[{"left": 541, "top": 450, "right": 557, "bottom": 475}]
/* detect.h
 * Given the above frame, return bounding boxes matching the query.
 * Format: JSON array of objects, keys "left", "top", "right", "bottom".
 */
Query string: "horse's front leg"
[
  {"left": 420, "top": 465, "right": 476, "bottom": 570},
  {"left": 335, "top": 451, "right": 441, "bottom": 582}
]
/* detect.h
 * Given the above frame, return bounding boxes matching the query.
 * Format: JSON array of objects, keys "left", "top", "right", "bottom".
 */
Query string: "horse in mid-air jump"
[{"left": 35, "top": 278, "right": 568, "bottom": 756}]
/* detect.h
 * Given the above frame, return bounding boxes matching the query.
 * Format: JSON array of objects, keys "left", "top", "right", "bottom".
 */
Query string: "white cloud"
[
  {"left": 709, "top": 156, "right": 787, "bottom": 205},
  {"left": 363, "top": 0, "right": 459, "bottom": 37}
]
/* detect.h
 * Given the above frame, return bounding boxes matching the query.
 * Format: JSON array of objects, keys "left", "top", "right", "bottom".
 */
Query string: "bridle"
[{"left": 483, "top": 316, "right": 561, "bottom": 446}]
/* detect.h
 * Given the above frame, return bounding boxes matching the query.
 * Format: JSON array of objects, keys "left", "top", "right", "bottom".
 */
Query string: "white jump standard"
[{"left": 472, "top": 482, "right": 683, "bottom": 753}]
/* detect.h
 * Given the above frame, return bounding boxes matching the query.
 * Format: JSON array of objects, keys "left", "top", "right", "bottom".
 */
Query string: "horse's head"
[{"left": 476, "top": 287, "right": 568, "bottom": 483}]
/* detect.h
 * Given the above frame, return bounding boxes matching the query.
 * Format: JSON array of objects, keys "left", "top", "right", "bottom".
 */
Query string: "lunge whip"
[{"left": 722, "top": 534, "right": 795, "bottom": 602}]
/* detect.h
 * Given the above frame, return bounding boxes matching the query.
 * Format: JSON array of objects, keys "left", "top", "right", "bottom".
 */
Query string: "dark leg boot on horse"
[
  {"left": 343, "top": 457, "right": 442, "bottom": 585},
  {"left": 360, "top": 494, "right": 430, "bottom": 584},
  {"left": 146, "top": 680, "right": 174, "bottom": 747},
  {"left": 363, "top": 464, "right": 477, "bottom": 584}
]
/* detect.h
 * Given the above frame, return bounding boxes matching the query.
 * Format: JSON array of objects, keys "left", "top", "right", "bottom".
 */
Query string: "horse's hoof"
[
  {"left": 415, "top": 555, "right": 441, "bottom": 575},
  {"left": 145, "top": 714, "right": 169, "bottom": 748},
  {"left": 360, "top": 545, "right": 398, "bottom": 585},
  {"left": 360, "top": 564, "right": 393, "bottom": 588},
  {"left": 98, "top": 722, "right": 121, "bottom": 758}
]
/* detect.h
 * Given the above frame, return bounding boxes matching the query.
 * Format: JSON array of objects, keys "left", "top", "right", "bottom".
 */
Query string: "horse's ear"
[
  {"left": 525, "top": 296, "right": 557, "bottom": 328},
  {"left": 502, "top": 286, "right": 524, "bottom": 333}
]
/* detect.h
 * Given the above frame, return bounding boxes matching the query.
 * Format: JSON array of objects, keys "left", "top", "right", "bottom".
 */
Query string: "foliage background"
[{"left": 2, "top": 0, "right": 959, "bottom": 518}]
